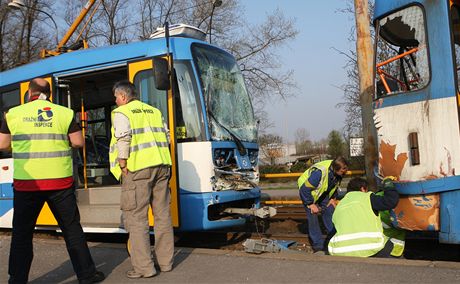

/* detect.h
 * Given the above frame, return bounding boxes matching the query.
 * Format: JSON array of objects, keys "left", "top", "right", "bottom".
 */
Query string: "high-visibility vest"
[
  {"left": 6, "top": 99, "right": 74, "bottom": 180},
  {"left": 328, "top": 191, "right": 387, "bottom": 257},
  {"left": 109, "top": 100, "right": 171, "bottom": 180},
  {"left": 297, "top": 160, "right": 337, "bottom": 203},
  {"left": 376, "top": 192, "right": 406, "bottom": 257}
]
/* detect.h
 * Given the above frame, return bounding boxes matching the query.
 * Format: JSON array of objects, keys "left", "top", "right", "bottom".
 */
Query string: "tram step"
[
  {"left": 78, "top": 203, "right": 122, "bottom": 227},
  {"left": 76, "top": 186, "right": 121, "bottom": 205}
]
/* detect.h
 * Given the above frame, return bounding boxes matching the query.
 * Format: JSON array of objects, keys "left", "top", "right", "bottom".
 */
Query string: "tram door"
[{"left": 127, "top": 58, "right": 180, "bottom": 227}]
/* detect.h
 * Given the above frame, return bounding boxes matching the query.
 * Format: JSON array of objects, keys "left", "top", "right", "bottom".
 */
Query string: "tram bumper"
[{"left": 179, "top": 187, "right": 263, "bottom": 231}]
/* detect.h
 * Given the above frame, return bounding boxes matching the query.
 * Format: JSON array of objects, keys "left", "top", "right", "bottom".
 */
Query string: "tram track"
[{"left": 1, "top": 206, "right": 459, "bottom": 262}]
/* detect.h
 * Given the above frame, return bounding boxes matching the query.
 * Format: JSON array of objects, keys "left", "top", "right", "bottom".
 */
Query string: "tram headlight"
[{"left": 248, "top": 149, "right": 258, "bottom": 167}]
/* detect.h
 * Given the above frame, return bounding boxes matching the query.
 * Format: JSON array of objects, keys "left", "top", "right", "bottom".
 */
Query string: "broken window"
[
  {"left": 192, "top": 44, "right": 257, "bottom": 143},
  {"left": 375, "top": 5, "right": 429, "bottom": 97}
]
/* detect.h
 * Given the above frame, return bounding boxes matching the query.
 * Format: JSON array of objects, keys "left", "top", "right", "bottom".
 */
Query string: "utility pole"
[{"left": 354, "top": 0, "right": 378, "bottom": 190}]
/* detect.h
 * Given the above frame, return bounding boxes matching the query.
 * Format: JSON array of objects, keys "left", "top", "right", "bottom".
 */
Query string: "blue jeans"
[
  {"left": 300, "top": 190, "right": 335, "bottom": 251},
  {"left": 8, "top": 188, "right": 96, "bottom": 284}
]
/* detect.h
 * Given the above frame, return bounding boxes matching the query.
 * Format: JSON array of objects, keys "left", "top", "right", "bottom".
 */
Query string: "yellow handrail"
[{"left": 260, "top": 170, "right": 365, "bottom": 179}]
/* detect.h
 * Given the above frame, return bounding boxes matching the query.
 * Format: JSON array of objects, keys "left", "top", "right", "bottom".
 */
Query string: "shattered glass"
[
  {"left": 376, "top": 5, "right": 429, "bottom": 96},
  {"left": 192, "top": 45, "right": 257, "bottom": 143}
]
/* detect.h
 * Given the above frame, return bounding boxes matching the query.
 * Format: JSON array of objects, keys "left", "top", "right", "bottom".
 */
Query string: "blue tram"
[
  {"left": 0, "top": 25, "right": 261, "bottom": 232},
  {"left": 373, "top": 0, "right": 460, "bottom": 243}
]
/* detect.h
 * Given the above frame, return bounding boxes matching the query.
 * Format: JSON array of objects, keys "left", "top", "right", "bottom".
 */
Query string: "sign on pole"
[{"left": 350, "top": 137, "right": 364, "bottom": 157}]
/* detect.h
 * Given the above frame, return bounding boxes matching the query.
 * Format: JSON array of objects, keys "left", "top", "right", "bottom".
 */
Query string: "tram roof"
[
  {"left": 374, "top": 0, "right": 424, "bottom": 22},
  {"left": 0, "top": 37, "right": 204, "bottom": 87}
]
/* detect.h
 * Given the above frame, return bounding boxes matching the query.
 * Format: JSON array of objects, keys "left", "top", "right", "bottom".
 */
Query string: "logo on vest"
[
  {"left": 131, "top": 108, "right": 154, "bottom": 114},
  {"left": 38, "top": 107, "right": 53, "bottom": 121},
  {"left": 22, "top": 107, "right": 53, "bottom": 127}
]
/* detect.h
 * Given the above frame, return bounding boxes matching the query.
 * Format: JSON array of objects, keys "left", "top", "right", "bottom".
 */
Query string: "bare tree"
[
  {"left": 294, "top": 128, "right": 312, "bottom": 155},
  {"left": 335, "top": 0, "right": 375, "bottom": 138},
  {"left": 0, "top": 0, "right": 53, "bottom": 70}
]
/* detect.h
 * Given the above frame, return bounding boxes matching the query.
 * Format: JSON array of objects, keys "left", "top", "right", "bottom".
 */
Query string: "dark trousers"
[
  {"left": 302, "top": 197, "right": 335, "bottom": 251},
  {"left": 371, "top": 239, "right": 394, "bottom": 258},
  {"left": 8, "top": 188, "right": 96, "bottom": 284}
]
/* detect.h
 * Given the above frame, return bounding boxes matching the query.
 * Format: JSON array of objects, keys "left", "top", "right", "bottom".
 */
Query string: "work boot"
[
  {"left": 126, "top": 270, "right": 156, "bottom": 279},
  {"left": 79, "top": 271, "right": 105, "bottom": 284},
  {"left": 313, "top": 250, "right": 326, "bottom": 256},
  {"left": 160, "top": 265, "right": 172, "bottom": 272}
]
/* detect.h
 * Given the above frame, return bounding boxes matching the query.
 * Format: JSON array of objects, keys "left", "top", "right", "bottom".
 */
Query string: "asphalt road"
[{"left": 1, "top": 235, "right": 459, "bottom": 283}]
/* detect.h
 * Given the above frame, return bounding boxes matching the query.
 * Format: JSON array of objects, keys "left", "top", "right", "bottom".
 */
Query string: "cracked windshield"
[{"left": 192, "top": 44, "right": 257, "bottom": 143}]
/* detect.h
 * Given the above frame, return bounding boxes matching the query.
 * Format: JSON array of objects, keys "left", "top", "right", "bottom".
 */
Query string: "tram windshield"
[{"left": 192, "top": 44, "right": 257, "bottom": 143}]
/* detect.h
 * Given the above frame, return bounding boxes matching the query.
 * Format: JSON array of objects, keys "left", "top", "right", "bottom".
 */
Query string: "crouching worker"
[{"left": 328, "top": 177, "right": 399, "bottom": 257}]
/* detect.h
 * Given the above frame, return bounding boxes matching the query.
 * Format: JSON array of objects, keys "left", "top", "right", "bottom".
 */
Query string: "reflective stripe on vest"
[
  {"left": 13, "top": 150, "right": 72, "bottom": 159},
  {"left": 12, "top": 133, "right": 68, "bottom": 141},
  {"left": 328, "top": 232, "right": 385, "bottom": 254},
  {"left": 297, "top": 160, "right": 337, "bottom": 203},
  {"left": 109, "top": 100, "right": 172, "bottom": 180},
  {"left": 328, "top": 192, "right": 386, "bottom": 257},
  {"left": 6, "top": 100, "right": 74, "bottom": 180}
]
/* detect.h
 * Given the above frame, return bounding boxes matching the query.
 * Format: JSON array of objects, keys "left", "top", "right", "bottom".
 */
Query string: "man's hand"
[
  {"left": 327, "top": 198, "right": 338, "bottom": 208},
  {"left": 308, "top": 204, "right": 320, "bottom": 214},
  {"left": 119, "top": 159, "right": 128, "bottom": 176}
]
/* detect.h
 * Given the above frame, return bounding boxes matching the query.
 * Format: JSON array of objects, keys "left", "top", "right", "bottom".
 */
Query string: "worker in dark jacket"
[
  {"left": 328, "top": 177, "right": 399, "bottom": 257},
  {"left": 297, "top": 157, "right": 348, "bottom": 253}
]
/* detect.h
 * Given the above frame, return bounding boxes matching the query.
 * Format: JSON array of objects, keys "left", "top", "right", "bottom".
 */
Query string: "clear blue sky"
[{"left": 242, "top": 1, "right": 355, "bottom": 142}]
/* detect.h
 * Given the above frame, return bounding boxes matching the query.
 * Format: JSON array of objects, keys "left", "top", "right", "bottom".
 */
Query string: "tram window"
[
  {"left": 375, "top": 5, "right": 429, "bottom": 97},
  {"left": 0, "top": 88, "right": 20, "bottom": 111},
  {"left": 450, "top": 5, "right": 460, "bottom": 91},
  {"left": 134, "top": 67, "right": 203, "bottom": 141},
  {"left": 134, "top": 70, "right": 168, "bottom": 119},
  {"left": 0, "top": 88, "right": 20, "bottom": 158},
  {"left": 174, "top": 61, "right": 203, "bottom": 141}
]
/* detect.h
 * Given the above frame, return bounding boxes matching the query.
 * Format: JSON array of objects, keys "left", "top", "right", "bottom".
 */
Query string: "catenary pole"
[{"left": 354, "top": 0, "right": 378, "bottom": 190}]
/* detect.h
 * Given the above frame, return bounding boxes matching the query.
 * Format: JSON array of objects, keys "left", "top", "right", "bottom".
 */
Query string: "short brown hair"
[{"left": 331, "top": 156, "right": 348, "bottom": 171}]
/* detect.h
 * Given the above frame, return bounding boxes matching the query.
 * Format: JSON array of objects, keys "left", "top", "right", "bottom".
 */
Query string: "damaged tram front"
[{"left": 373, "top": 1, "right": 460, "bottom": 244}]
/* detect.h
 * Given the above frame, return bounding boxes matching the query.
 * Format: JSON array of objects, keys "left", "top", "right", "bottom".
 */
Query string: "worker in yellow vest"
[
  {"left": 109, "top": 81, "right": 173, "bottom": 279},
  {"left": 297, "top": 157, "right": 348, "bottom": 253},
  {"left": 328, "top": 177, "right": 399, "bottom": 257},
  {"left": 376, "top": 191, "right": 406, "bottom": 257},
  {"left": 0, "top": 78, "right": 104, "bottom": 284}
]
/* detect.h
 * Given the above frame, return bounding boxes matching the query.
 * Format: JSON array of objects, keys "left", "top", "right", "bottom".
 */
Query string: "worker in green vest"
[
  {"left": 376, "top": 191, "right": 406, "bottom": 257},
  {"left": 297, "top": 156, "right": 348, "bottom": 253},
  {"left": 109, "top": 81, "right": 173, "bottom": 279},
  {"left": 328, "top": 177, "right": 399, "bottom": 257},
  {"left": 0, "top": 78, "right": 104, "bottom": 284}
]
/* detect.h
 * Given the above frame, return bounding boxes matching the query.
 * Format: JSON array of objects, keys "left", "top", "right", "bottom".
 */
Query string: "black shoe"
[{"left": 79, "top": 271, "right": 105, "bottom": 284}]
